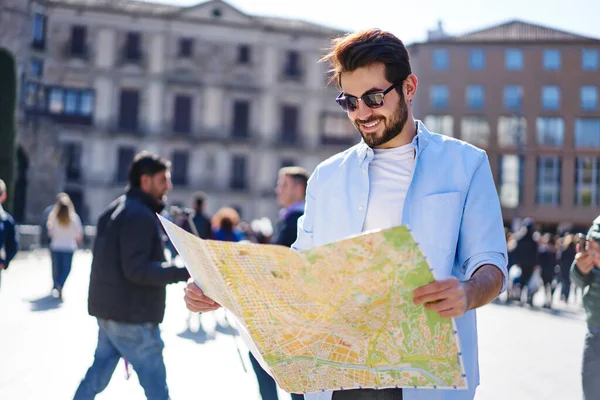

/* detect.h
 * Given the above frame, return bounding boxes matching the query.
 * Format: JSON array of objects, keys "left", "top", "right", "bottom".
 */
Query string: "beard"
[{"left": 353, "top": 91, "right": 409, "bottom": 148}]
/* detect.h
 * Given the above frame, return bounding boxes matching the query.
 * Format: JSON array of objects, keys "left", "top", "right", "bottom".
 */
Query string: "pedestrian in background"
[
  {"left": 73, "top": 151, "right": 189, "bottom": 400},
  {"left": 47, "top": 194, "right": 83, "bottom": 300},
  {"left": 0, "top": 179, "right": 18, "bottom": 289},
  {"left": 248, "top": 166, "right": 309, "bottom": 400},
  {"left": 211, "top": 207, "right": 245, "bottom": 242},
  {"left": 571, "top": 216, "right": 600, "bottom": 399}
]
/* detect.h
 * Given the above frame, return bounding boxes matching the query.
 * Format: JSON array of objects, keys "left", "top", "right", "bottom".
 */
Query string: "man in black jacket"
[
  {"left": 248, "top": 166, "right": 309, "bottom": 400},
  {"left": 74, "top": 152, "right": 189, "bottom": 400}
]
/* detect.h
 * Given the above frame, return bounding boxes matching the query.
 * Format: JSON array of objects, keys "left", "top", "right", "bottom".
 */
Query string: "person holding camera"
[{"left": 572, "top": 216, "right": 600, "bottom": 399}]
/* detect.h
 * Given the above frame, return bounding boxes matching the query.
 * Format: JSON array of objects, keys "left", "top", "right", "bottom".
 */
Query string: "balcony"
[
  {"left": 118, "top": 49, "right": 145, "bottom": 68},
  {"left": 106, "top": 120, "right": 147, "bottom": 137},
  {"left": 62, "top": 41, "right": 90, "bottom": 61}
]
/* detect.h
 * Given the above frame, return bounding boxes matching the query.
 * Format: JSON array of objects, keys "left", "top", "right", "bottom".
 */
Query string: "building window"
[
  {"left": 430, "top": 85, "right": 449, "bottom": 109},
  {"left": 542, "top": 86, "right": 560, "bottom": 111},
  {"left": 178, "top": 38, "right": 194, "bottom": 58},
  {"left": 237, "top": 45, "right": 251, "bottom": 65},
  {"left": 537, "top": 156, "right": 561, "bottom": 205},
  {"left": 581, "top": 86, "right": 598, "bottom": 111},
  {"left": 46, "top": 87, "right": 95, "bottom": 123},
  {"left": 230, "top": 155, "right": 247, "bottom": 190},
  {"left": 30, "top": 58, "right": 44, "bottom": 78},
  {"left": 575, "top": 119, "right": 600, "bottom": 148},
  {"left": 63, "top": 142, "right": 82, "bottom": 183},
  {"left": 466, "top": 85, "right": 484, "bottom": 110},
  {"left": 118, "top": 89, "right": 140, "bottom": 131},
  {"left": 498, "top": 116, "right": 527, "bottom": 148},
  {"left": 32, "top": 13, "right": 47, "bottom": 50},
  {"left": 321, "top": 112, "right": 355, "bottom": 144},
  {"left": 171, "top": 150, "right": 189, "bottom": 185},
  {"left": 432, "top": 49, "right": 449, "bottom": 70},
  {"left": 423, "top": 115, "right": 453, "bottom": 137},
  {"left": 283, "top": 50, "right": 302, "bottom": 79},
  {"left": 173, "top": 95, "right": 192, "bottom": 134},
  {"left": 232, "top": 100, "right": 250, "bottom": 138},
  {"left": 543, "top": 49, "right": 561, "bottom": 70},
  {"left": 576, "top": 157, "right": 600, "bottom": 206},
  {"left": 116, "top": 147, "right": 136, "bottom": 183},
  {"left": 499, "top": 155, "right": 523, "bottom": 208},
  {"left": 582, "top": 49, "right": 599, "bottom": 71},
  {"left": 70, "top": 25, "right": 87, "bottom": 58},
  {"left": 469, "top": 49, "right": 485, "bottom": 70},
  {"left": 505, "top": 49, "right": 523, "bottom": 70},
  {"left": 460, "top": 117, "right": 490, "bottom": 147},
  {"left": 536, "top": 118, "right": 564, "bottom": 147},
  {"left": 280, "top": 105, "right": 299, "bottom": 144},
  {"left": 124, "top": 32, "right": 142, "bottom": 62},
  {"left": 503, "top": 85, "right": 523, "bottom": 110}
]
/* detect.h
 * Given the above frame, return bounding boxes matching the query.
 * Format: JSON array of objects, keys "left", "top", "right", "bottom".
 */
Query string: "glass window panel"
[
  {"left": 423, "top": 115, "right": 454, "bottom": 137},
  {"left": 432, "top": 49, "right": 449, "bottom": 70},
  {"left": 575, "top": 119, "right": 600, "bottom": 148},
  {"left": 469, "top": 50, "right": 485, "bottom": 70},
  {"left": 64, "top": 90, "right": 78, "bottom": 114},
  {"left": 543, "top": 49, "right": 561, "bottom": 70},
  {"left": 430, "top": 85, "right": 449, "bottom": 109},
  {"left": 582, "top": 49, "right": 599, "bottom": 71},
  {"left": 504, "top": 85, "right": 522, "bottom": 110},
  {"left": 460, "top": 116, "right": 490, "bottom": 147},
  {"left": 581, "top": 86, "right": 598, "bottom": 110},
  {"left": 505, "top": 49, "right": 523, "bottom": 70},
  {"left": 536, "top": 117, "right": 564, "bottom": 146},
  {"left": 500, "top": 155, "right": 521, "bottom": 208},
  {"left": 48, "top": 88, "right": 64, "bottom": 114},
  {"left": 542, "top": 86, "right": 560, "bottom": 110},
  {"left": 498, "top": 116, "right": 527, "bottom": 147}
]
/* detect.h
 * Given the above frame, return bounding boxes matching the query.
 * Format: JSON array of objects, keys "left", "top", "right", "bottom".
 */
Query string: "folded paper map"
[{"left": 158, "top": 215, "right": 467, "bottom": 393}]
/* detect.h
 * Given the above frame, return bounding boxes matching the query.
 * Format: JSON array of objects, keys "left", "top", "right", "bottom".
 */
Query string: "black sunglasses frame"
[{"left": 336, "top": 82, "right": 399, "bottom": 112}]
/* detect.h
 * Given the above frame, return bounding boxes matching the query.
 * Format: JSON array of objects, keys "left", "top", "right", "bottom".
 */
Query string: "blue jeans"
[
  {"left": 249, "top": 351, "right": 304, "bottom": 400},
  {"left": 51, "top": 250, "right": 74, "bottom": 291},
  {"left": 583, "top": 331, "right": 600, "bottom": 399},
  {"left": 73, "top": 319, "right": 169, "bottom": 400}
]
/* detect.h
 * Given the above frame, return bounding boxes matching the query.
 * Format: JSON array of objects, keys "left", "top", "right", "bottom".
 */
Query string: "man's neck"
[{"left": 375, "top": 117, "right": 417, "bottom": 149}]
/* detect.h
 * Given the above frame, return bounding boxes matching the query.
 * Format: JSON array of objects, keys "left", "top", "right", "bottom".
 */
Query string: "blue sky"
[{"left": 147, "top": 0, "right": 600, "bottom": 45}]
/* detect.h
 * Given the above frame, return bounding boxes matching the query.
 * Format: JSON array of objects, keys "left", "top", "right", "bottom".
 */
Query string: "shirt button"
[{"left": 359, "top": 205, "right": 365, "bottom": 211}]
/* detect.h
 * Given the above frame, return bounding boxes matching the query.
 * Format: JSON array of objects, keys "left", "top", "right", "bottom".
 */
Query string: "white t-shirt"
[
  {"left": 362, "top": 143, "right": 415, "bottom": 232},
  {"left": 48, "top": 214, "right": 83, "bottom": 251}
]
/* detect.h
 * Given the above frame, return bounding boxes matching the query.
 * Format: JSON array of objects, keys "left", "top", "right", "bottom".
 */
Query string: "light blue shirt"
[{"left": 292, "top": 121, "right": 508, "bottom": 400}]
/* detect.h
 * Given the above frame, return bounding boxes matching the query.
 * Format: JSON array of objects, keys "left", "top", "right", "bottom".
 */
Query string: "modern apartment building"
[
  {"left": 409, "top": 20, "right": 600, "bottom": 232},
  {"left": 1, "top": 0, "right": 354, "bottom": 224}
]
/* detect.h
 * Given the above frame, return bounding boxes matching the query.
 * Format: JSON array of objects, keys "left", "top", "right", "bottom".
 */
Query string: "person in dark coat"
[
  {"left": 0, "top": 179, "right": 18, "bottom": 288},
  {"left": 73, "top": 152, "right": 189, "bottom": 400},
  {"left": 511, "top": 218, "right": 539, "bottom": 305},
  {"left": 559, "top": 234, "right": 577, "bottom": 303}
]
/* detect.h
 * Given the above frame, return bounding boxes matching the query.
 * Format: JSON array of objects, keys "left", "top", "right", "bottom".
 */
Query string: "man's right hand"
[
  {"left": 575, "top": 239, "right": 600, "bottom": 275},
  {"left": 184, "top": 279, "right": 222, "bottom": 312}
]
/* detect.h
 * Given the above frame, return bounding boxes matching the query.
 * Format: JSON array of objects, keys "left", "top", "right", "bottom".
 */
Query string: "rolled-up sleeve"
[
  {"left": 456, "top": 152, "right": 508, "bottom": 293},
  {"left": 292, "top": 172, "right": 318, "bottom": 252}
]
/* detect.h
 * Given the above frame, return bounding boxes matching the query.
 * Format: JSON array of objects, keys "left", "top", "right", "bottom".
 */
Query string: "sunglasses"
[{"left": 336, "top": 82, "right": 399, "bottom": 112}]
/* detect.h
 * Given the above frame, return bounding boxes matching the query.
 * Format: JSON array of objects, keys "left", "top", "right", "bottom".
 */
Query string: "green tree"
[{"left": 0, "top": 48, "right": 18, "bottom": 213}]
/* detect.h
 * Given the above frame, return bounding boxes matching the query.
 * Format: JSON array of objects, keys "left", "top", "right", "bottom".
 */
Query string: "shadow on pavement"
[
  {"left": 491, "top": 298, "right": 585, "bottom": 321},
  {"left": 177, "top": 326, "right": 217, "bottom": 345},
  {"left": 214, "top": 319, "right": 239, "bottom": 337},
  {"left": 28, "top": 294, "right": 62, "bottom": 312}
]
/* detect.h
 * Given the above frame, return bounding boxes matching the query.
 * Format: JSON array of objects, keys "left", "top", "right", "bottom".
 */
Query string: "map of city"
[{"left": 158, "top": 215, "right": 467, "bottom": 394}]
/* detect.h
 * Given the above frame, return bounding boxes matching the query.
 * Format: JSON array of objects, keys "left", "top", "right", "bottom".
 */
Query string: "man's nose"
[{"left": 355, "top": 100, "right": 373, "bottom": 121}]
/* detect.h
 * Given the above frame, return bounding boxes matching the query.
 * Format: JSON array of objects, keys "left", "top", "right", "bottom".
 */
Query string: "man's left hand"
[{"left": 413, "top": 277, "right": 468, "bottom": 318}]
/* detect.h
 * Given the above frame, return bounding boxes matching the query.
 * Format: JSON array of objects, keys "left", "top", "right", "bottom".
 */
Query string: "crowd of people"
[{"left": 505, "top": 218, "right": 580, "bottom": 308}]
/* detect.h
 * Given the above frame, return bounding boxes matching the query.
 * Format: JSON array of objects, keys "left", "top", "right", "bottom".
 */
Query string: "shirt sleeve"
[
  {"left": 455, "top": 151, "right": 509, "bottom": 293},
  {"left": 292, "top": 172, "right": 318, "bottom": 252}
]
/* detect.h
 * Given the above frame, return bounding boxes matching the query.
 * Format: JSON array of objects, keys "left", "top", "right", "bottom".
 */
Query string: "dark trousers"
[
  {"left": 332, "top": 388, "right": 403, "bottom": 399},
  {"left": 248, "top": 351, "right": 304, "bottom": 400}
]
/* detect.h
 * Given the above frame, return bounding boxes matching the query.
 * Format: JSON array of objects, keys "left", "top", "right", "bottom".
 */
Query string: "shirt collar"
[
  {"left": 280, "top": 200, "right": 305, "bottom": 220},
  {"left": 357, "top": 120, "right": 431, "bottom": 166}
]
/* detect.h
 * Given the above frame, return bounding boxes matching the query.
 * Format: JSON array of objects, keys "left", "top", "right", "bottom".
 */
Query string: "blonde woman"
[
  {"left": 47, "top": 195, "right": 83, "bottom": 299},
  {"left": 211, "top": 207, "right": 245, "bottom": 242}
]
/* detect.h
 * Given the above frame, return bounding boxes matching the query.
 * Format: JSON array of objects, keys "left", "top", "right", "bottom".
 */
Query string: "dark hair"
[
  {"left": 128, "top": 151, "right": 171, "bottom": 188},
  {"left": 321, "top": 28, "right": 412, "bottom": 91},
  {"left": 279, "top": 166, "right": 309, "bottom": 191},
  {"left": 193, "top": 191, "right": 206, "bottom": 209}
]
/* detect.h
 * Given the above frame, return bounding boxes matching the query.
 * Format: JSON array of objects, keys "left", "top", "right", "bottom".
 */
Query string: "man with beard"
[
  {"left": 74, "top": 152, "right": 189, "bottom": 400},
  {"left": 184, "top": 29, "right": 507, "bottom": 400}
]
